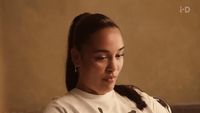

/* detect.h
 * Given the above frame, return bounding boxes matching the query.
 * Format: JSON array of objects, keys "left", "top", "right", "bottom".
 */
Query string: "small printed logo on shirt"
[
  {"left": 98, "top": 107, "right": 103, "bottom": 113},
  {"left": 128, "top": 110, "right": 136, "bottom": 113}
]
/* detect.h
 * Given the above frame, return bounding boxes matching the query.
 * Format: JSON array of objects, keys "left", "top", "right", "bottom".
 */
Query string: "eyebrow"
[{"left": 93, "top": 46, "right": 125, "bottom": 53}]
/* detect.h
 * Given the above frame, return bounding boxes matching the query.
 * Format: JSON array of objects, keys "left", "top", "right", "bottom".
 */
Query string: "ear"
[{"left": 71, "top": 48, "right": 81, "bottom": 67}]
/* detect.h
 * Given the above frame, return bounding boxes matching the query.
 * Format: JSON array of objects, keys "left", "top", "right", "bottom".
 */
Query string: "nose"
[{"left": 106, "top": 57, "right": 117, "bottom": 74}]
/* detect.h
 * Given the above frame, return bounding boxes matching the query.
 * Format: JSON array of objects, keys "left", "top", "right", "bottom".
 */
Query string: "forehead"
[{"left": 86, "top": 27, "right": 124, "bottom": 51}]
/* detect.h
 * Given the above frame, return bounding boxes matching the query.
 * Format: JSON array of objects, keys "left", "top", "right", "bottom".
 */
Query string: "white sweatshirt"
[{"left": 44, "top": 88, "right": 170, "bottom": 113}]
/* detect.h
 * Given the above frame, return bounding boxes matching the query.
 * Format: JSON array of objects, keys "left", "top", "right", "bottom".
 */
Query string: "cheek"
[
  {"left": 118, "top": 59, "right": 124, "bottom": 71},
  {"left": 83, "top": 60, "right": 107, "bottom": 73},
  {"left": 92, "top": 61, "right": 108, "bottom": 71}
]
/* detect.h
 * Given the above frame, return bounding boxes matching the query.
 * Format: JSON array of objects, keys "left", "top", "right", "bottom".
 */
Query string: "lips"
[{"left": 102, "top": 75, "right": 117, "bottom": 82}]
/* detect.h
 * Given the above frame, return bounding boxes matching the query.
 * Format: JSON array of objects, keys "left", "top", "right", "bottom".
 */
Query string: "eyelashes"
[
  {"left": 95, "top": 56, "right": 107, "bottom": 60},
  {"left": 116, "top": 53, "right": 125, "bottom": 58},
  {"left": 95, "top": 53, "right": 125, "bottom": 61}
]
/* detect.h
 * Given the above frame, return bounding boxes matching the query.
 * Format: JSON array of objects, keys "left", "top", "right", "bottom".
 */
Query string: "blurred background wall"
[
  {"left": 1, "top": 0, "right": 5, "bottom": 112},
  {"left": 0, "top": 0, "right": 200, "bottom": 113}
]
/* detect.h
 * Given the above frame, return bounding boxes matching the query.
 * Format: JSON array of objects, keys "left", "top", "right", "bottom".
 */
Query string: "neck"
[{"left": 76, "top": 83, "right": 106, "bottom": 95}]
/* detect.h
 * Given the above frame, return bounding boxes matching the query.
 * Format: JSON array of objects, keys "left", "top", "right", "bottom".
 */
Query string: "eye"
[
  {"left": 95, "top": 55, "right": 108, "bottom": 61},
  {"left": 116, "top": 53, "right": 125, "bottom": 59}
]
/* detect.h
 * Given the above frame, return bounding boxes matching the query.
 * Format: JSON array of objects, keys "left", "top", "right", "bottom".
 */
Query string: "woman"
[{"left": 44, "top": 12, "right": 171, "bottom": 113}]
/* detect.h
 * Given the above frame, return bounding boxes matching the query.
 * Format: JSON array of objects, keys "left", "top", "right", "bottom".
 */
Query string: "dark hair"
[{"left": 66, "top": 12, "right": 119, "bottom": 91}]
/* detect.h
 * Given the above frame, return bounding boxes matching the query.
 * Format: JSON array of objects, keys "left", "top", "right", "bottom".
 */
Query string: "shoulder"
[
  {"left": 43, "top": 93, "right": 79, "bottom": 113},
  {"left": 132, "top": 86, "right": 172, "bottom": 113}
]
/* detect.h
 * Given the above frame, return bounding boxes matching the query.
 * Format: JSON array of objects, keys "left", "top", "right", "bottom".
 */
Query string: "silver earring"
[{"left": 74, "top": 66, "right": 78, "bottom": 72}]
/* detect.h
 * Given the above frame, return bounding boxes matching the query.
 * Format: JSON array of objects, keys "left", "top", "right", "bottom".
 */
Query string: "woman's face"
[{"left": 76, "top": 27, "right": 124, "bottom": 95}]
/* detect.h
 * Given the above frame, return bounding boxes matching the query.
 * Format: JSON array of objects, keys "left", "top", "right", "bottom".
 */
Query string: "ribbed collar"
[{"left": 70, "top": 88, "right": 115, "bottom": 100}]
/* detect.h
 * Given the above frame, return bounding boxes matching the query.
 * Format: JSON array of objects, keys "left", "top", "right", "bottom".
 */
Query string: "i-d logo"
[{"left": 180, "top": 6, "right": 191, "bottom": 13}]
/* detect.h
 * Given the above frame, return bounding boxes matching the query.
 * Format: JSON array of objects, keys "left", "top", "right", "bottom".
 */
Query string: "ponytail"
[{"left": 66, "top": 13, "right": 91, "bottom": 91}]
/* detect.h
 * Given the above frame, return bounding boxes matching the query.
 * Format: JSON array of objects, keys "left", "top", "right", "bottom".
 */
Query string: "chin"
[{"left": 100, "top": 84, "right": 115, "bottom": 94}]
